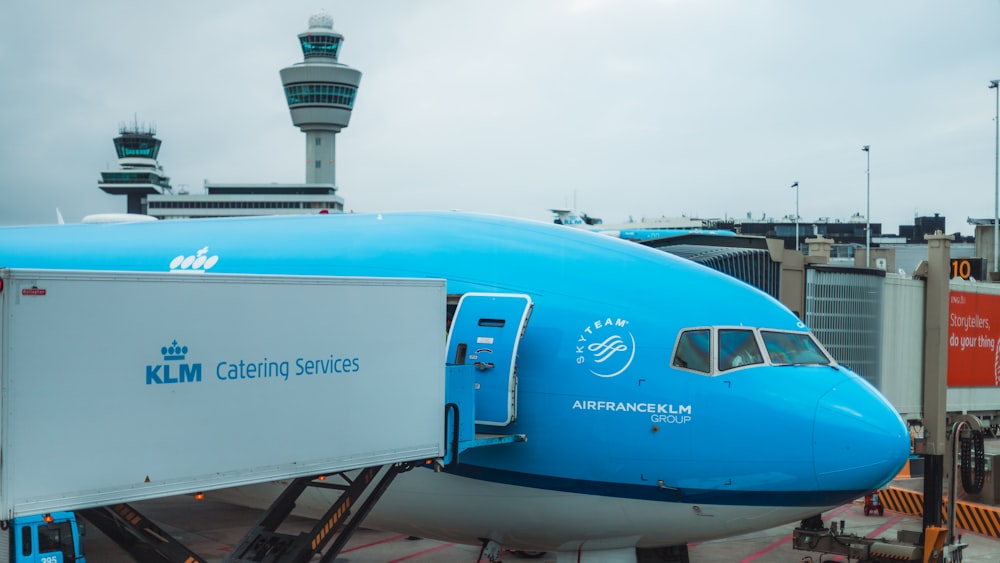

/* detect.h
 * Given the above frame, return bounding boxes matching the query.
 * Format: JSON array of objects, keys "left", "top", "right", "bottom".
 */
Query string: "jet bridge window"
[
  {"left": 673, "top": 329, "right": 711, "bottom": 373},
  {"left": 718, "top": 329, "right": 764, "bottom": 371},
  {"left": 761, "top": 331, "right": 830, "bottom": 365}
]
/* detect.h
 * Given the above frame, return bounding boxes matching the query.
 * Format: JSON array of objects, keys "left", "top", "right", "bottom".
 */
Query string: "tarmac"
[{"left": 84, "top": 493, "right": 1000, "bottom": 562}]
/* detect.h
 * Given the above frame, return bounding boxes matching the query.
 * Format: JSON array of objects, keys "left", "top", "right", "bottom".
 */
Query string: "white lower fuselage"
[{"left": 214, "top": 468, "right": 828, "bottom": 554}]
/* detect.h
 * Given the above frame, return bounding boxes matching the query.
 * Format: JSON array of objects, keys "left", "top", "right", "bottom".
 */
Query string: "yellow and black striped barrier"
[
  {"left": 878, "top": 487, "right": 924, "bottom": 518},
  {"left": 877, "top": 486, "right": 1000, "bottom": 539}
]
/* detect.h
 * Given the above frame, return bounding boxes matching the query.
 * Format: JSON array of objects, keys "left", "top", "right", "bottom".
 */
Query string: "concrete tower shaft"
[{"left": 280, "top": 11, "right": 361, "bottom": 185}]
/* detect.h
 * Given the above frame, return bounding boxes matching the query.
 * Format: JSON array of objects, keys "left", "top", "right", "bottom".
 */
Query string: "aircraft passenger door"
[{"left": 446, "top": 293, "right": 532, "bottom": 426}]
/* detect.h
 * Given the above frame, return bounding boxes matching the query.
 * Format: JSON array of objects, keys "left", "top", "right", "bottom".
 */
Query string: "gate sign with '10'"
[{"left": 951, "top": 258, "right": 986, "bottom": 281}]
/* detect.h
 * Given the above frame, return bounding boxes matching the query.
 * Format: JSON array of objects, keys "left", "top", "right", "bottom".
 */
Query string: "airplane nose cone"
[{"left": 813, "top": 381, "right": 910, "bottom": 492}]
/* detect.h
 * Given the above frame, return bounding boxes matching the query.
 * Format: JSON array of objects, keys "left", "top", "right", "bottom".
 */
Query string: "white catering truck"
[{"left": 0, "top": 268, "right": 446, "bottom": 528}]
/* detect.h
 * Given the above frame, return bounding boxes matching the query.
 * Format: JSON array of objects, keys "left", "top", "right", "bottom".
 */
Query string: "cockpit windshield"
[
  {"left": 760, "top": 330, "right": 831, "bottom": 365},
  {"left": 672, "top": 327, "right": 832, "bottom": 375},
  {"left": 673, "top": 329, "right": 711, "bottom": 373},
  {"left": 718, "top": 329, "right": 764, "bottom": 371}
]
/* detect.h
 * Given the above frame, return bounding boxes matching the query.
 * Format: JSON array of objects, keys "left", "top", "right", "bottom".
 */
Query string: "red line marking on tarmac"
[
  {"left": 827, "top": 514, "right": 904, "bottom": 562},
  {"left": 863, "top": 514, "right": 905, "bottom": 539},
  {"left": 739, "top": 534, "right": 794, "bottom": 563},
  {"left": 341, "top": 533, "right": 408, "bottom": 553},
  {"left": 386, "top": 542, "right": 457, "bottom": 562},
  {"left": 739, "top": 504, "right": 854, "bottom": 562}
]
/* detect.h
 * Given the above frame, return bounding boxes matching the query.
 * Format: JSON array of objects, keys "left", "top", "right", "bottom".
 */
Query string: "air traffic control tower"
[
  {"left": 280, "top": 11, "right": 361, "bottom": 186},
  {"left": 97, "top": 121, "right": 172, "bottom": 214}
]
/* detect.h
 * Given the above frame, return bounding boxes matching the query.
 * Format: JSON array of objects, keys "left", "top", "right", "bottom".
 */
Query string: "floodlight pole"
[
  {"left": 863, "top": 145, "right": 871, "bottom": 268},
  {"left": 991, "top": 80, "right": 999, "bottom": 275},
  {"left": 792, "top": 181, "right": 800, "bottom": 251}
]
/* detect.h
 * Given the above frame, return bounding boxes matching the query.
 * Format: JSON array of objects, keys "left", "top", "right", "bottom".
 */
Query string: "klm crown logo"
[
  {"left": 162, "top": 340, "right": 188, "bottom": 361},
  {"left": 147, "top": 339, "right": 202, "bottom": 385}
]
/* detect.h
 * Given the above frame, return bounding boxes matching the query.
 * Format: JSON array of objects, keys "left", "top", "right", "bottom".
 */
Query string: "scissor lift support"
[{"left": 79, "top": 362, "right": 526, "bottom": 563}]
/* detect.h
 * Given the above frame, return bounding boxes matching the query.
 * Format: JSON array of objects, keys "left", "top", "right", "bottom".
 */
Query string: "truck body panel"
[{"left": 0, "top": 269, "right": 445, "bottom": 518}]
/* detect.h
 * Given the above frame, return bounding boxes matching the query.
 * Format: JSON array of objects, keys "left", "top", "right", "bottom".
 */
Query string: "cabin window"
[
  {"left": 21, "top": 526, "right": 31, "bottom": 556},
  {"left": 761, "top": 331, "right": 830, "bottom": 365},
  {"left": 38, "top": 524, "right": 61, "bottom": 553},
  {"left": 673, "top": 329, "right": 711, "bottom": 373},
  {"left": 718, "top": 329, "right": 764, "bottom": 371},
  {"left": 41, "top": 522, "right": 74, "bottom": 557}
]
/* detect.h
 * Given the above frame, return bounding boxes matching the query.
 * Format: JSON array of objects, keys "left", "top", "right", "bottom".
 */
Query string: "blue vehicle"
[
  {"left": 0, "top": 513, "right": 85, "bottom": 563},
  {"left": 0, "top": 211, "right": 909, "bottom": 563}
]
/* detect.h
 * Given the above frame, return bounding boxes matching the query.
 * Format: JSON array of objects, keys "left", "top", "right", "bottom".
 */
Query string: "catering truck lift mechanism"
[{"left": 0, "top": 269, "right": 526, "bottom": 562}]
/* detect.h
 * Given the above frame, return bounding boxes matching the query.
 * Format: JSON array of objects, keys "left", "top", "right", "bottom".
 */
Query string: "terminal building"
[{"left": 99, "top": 11, "right": 360, "bottom": 219}]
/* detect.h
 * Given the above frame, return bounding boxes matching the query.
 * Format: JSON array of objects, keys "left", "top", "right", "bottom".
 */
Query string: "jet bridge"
[{"left": 0, "top": 269, "right": 527, "bottom": 562}]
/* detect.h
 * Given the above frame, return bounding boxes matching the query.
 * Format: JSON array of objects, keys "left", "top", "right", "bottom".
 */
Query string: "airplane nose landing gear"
[{"left": 478, "top": 539, "right": 503, "bottom": 562}]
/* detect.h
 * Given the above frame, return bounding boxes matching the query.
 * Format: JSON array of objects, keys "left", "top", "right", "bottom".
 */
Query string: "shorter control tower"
[
  {"left": 280, "top": 11, "right": 362, "bottom": 186},
  {"left": 98, "top": 121, "right": 172, "bottom": 214}
]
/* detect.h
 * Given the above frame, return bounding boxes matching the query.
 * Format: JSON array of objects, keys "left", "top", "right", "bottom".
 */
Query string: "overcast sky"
[{"left": 2, "top": 1, "right": 998, "bottom": 235}]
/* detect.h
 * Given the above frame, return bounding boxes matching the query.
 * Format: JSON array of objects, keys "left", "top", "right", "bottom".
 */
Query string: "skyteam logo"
[
  {"left": 170, "top": 246, "right": 219, "bottom": 273},
  {"left": 576, "top": 317, "right": 636, "bottom": 378},
  {"left": 146, "top": 340, "right": 203, "bottom": 384}
]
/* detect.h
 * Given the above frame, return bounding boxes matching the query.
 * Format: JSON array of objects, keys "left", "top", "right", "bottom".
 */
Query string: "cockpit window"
[
  {"left": 673, "top": 329, "right": 711, "bottom": 373},
  {"left": 761, "top": 331, "right": 830, "bottom": 365},
  {"left": 718, "top": 329, "right": 764, "bottom": 371},
  {"left": 672, "top": 327, "right": 835, "bottom": 375}
]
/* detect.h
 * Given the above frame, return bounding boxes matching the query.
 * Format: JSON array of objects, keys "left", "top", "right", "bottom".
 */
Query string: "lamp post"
[
  {"left": 863, "top": 145, "right": 870, "bottom": 268},
  {"left": 791, "top": 181, "right": 800, "bottom": 251},
  {"left": 991, "top": 80, "right": 999, "bottom": 275}
]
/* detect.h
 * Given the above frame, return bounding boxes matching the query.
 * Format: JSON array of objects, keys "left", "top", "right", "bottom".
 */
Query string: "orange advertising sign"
[{"left": 948, "top": 291, "right": 1000, "bottom": 386}]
